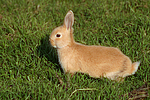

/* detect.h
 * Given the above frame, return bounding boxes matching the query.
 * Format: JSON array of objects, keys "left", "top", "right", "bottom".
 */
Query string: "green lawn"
[{"left": 0, "top": 0, "right": 150, "bottom": 99}]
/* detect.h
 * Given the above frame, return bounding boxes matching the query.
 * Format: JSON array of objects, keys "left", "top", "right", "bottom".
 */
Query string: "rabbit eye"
[{"left": 55, "top": 33, "right": 62, "bottom": 38}]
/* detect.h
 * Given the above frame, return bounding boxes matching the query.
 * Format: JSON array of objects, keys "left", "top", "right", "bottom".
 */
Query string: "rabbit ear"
[{"left": 64, "top": 10, "right": 74, "bottom": 30}]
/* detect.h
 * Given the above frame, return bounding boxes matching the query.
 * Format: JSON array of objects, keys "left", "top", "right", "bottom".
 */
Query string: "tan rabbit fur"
[{"left": 49, "top": 10, "right": 140, "bottom": 81}]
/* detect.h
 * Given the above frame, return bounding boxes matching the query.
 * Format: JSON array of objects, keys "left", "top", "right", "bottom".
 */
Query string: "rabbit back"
[{"left": 57, "top": 43, "right": 137, "bottom": 80}]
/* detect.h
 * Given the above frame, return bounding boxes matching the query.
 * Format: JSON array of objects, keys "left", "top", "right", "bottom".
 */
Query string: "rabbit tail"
[{"left": 130, "top": 61, "right": 140, "bottom": 75}]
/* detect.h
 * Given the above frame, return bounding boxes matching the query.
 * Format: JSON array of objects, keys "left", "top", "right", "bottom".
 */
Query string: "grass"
[{"left": 0, "top": 0, "right": 150, "bottom": 99}]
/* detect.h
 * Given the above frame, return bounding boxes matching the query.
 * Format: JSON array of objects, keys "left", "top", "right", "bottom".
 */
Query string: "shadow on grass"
[{"left": 36, "top": 34, "right": 63, "bottom": 72}]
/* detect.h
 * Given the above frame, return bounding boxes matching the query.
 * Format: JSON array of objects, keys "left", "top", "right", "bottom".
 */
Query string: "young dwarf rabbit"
[{"left": 49, "top": 10, "right": 140, "bottom": 81}]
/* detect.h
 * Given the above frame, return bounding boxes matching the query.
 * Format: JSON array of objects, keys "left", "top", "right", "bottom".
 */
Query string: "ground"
[{"left": 0, "top": 0, "right": 149, "bottom": 99}]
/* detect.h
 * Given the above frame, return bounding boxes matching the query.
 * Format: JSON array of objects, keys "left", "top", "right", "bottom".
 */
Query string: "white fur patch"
[
  {"left": 132, "top": 61, "right": 140, "bottom": 74},
  {"left": 103, "top": 71, "right": 120, "bottom": 80}
]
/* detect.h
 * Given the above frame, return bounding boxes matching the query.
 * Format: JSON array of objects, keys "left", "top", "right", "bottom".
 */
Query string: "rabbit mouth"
[
  {"left": 49, "top": 37, "right": 70, "bottom": 49},
  {"left": 49, "top": 38, "right": 56, "bottom": 48}
]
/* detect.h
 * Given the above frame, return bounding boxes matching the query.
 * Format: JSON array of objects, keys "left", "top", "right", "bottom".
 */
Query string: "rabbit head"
[{"left": 49, "top": 10, "right": 75, "bottom": 49}]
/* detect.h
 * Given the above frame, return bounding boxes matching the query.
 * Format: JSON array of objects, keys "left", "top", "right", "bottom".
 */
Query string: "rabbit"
[{"left": 49, "top": 10, "right": 140, "bottom": 81}]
